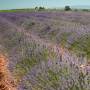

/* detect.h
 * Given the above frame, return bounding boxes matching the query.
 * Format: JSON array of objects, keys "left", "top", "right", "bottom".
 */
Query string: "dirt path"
[{"left": 0, "top": 54, "right": 17, "bottom": 90}]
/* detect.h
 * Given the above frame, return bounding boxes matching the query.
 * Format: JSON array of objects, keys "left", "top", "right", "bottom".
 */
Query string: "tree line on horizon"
[
  {"left": 35, "top": 6, "right": 71, "bottom": 11},
  {"left": 34, "top": 6, "right": 90, "bottom": 11}
]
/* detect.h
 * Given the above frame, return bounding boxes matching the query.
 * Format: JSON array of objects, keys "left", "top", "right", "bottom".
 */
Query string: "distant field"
[
  {"left": 0, "top": 10, "right": 89, "bottom": 58},
  {"left": 0, "top": 8, "right": 90, "bottom": 12},
  {"left": 0, "top": 11, "right": 90, "bottom": 90},
  {"left": 0, "top": 9, "right": 36, "bottom": 12}
]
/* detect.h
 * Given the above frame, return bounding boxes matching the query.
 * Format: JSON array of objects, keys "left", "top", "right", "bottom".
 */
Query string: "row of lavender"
[{"left": 1, "top": 12, "right": 90, "bottom": 58}]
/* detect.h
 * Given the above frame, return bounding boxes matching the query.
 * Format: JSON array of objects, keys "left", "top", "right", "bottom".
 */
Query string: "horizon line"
[{"left": 0, "top": 5, "right": 90, "bottom": 10}]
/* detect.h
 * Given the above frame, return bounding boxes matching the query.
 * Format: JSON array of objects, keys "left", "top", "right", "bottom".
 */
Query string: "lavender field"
[{"left": 0, "top": 11, "right": 90, "bottom": 90}]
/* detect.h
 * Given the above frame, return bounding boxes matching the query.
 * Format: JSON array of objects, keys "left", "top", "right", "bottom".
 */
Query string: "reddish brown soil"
[{"left": 0, "top": 54, "right": 17, "bottom": 90}]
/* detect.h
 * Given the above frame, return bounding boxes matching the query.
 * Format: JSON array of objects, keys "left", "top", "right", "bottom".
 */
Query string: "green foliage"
[
  {"left": 48, "top": 74, "right": 60, "bottom": 88},
  {"left": 37, "top": 69, "right": 60, "bottom": 89},
  {"left": 82, "top": 9, "right": 89, "bottom": 12},
  {"left": 60, "top": 32, "right": 71, "bottom": 46},
  {"left": 48, "top": 70, "right": 59, "bottom": 82},
  {"left": 70, "top": 35, "right": 90, "bottom": 59},
  {"left": 65, "top": 6, "right": 71, "bottom": 11},
  {"left": 14, "top": 57, "right": 37, "bottom": 79},
  {"left": 38, "top": 7, "right": 45, "bottom": 11},
  {"left": 35, "top": 7, "right": 38, "bottom": 10}
]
